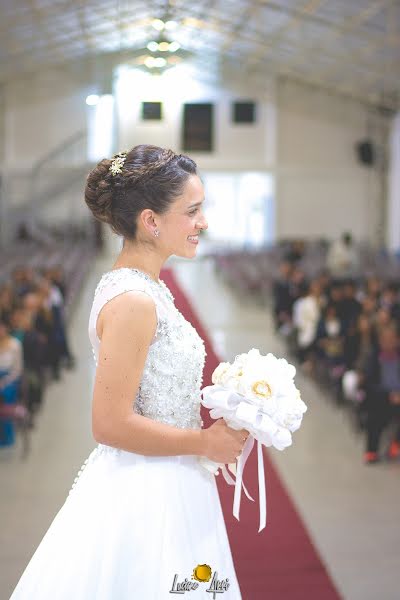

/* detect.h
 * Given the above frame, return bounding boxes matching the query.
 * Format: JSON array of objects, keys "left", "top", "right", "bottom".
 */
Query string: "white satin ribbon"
[
  {"left": 231, "top": 435, "right": 267, "bottom": 532},
  {"left": 198, "top": 434, "right": 267, "bottom": 532}
]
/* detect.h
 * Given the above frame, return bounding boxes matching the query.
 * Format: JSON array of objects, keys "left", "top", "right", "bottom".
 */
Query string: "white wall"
[
  {"left": 115, "top": 65, "right": 275, "bottom": 171},
  {"left": 0, "top": 68, "right": 91, "bottom": 232},
  {"left": 0, "top": 64, "right": 393, "bottom": 248},
  {"left": 275, "top": 80, "right": 388, "bottom": 245},
  {"left": 116, "top": 69, "right": 391, "bottom": 245},
  {"left": 2, "top": 68, "right": 89, "bottom": 170}
]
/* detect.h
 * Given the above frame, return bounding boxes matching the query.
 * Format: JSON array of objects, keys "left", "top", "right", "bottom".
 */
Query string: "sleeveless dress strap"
[{"left": 88, "top": 270, "right": 160, "bottom": 362}]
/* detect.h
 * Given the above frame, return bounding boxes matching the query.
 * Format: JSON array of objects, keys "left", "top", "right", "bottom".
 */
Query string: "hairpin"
[{"left": 109, "top": 151, "right": 128, "bottom": 176}]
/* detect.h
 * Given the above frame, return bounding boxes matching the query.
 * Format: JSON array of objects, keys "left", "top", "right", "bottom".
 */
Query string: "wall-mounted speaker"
[{"left": 355, "top": 139, "right": 375, "bottom": 166}]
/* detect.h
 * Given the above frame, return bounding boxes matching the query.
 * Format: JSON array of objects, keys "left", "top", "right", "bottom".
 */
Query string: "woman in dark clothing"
[
  {"left": 0, "top": 284, "right": 14, "bottom": 324},
  {"left": 315, "top": 303, "right": 346, "bottom": 374},
  {"left": 10, "top": 308, "right": 46, "bottom": 421},
  {"left": 272, "top": 261, "right": 293, "bottom": 333},
  {"left": 361, "top": 325, "right": 400, "bottom": 464}
]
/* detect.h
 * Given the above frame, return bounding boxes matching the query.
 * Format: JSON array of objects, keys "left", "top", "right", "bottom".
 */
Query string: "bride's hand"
[{"left": 200, "top": 418, "right": 249, "bottom": 464}]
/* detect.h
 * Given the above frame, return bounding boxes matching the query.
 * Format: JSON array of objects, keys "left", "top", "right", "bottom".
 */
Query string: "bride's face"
[{"left": 158, "top": 174, "right": 208, "bottom": 258}]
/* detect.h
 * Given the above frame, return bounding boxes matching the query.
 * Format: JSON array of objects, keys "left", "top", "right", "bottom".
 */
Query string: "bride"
[{"left": 10, "top": 144, "right": 248, "bottom": 599}]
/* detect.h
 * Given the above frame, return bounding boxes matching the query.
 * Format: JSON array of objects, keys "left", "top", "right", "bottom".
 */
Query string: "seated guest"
[
  {"left": 380, "top": 283, "right": 400, "bottom": 325},
  {"left": 272, "top": 261, "right": 293, "bottom": 333},
  {"left": 342, "top": 315, "right": 376, "bottom": 421},
  {"left": 0, "top": 284, "right": 14, "bottom": 324},
  {"left": 292, "top": 280, "right": 322, "bottom": 373},
  {"left": 327, "top": 282, "right": 345, "bottom": 320},
  {"left": 326, "top": 231, "right": 359, "bottom": 279},
  {"left": 361, "top": 294, "right": 378, "bottom": 321},
  {"left": 42, "top": 272, "right": 75, "bottom": 370},
  {"left": 315, "top": 270, "right": 331, "bottom": 305},
  {"left": 288, "top": 266, "right": 308, "bottom": 307},
  {"left": 0, "top": 318, "right": 23, "bottom": 447},
  {"left": 363, "top": 275, "right": 382, "bottom": 302},
  {"left": 11, "top": 266, "right": 37, "bottom": 298},
  {"left": 315, "top": 304, "right": 346, "bottom": 376},
  {"left": 10, "top": 308, "right": 45, "bottom": 423},
  {"left": 22, "top": 290, "right": 58, "bottom": 380},
  {"left": 43, "top": 265, "right": 67, "bottom": 300},
  {"left": 361, "top": 325, "right": 400, "bottom": 464},
  {"left": 34, "top": 282, "right": 64, "bottom": 380},
  {"left": 345, "top": 314, "right": 376, "bottom": 371},
  {"left": 284, "top": 240, "right": 305, "bottom": 265},
  {"left": 340, "top": 279, "right": 362, "bottom": 333},
  {"left": 374, "top": 307, "right": 393, "bottom": 335}
]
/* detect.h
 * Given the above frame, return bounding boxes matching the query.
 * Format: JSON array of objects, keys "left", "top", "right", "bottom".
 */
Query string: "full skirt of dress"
[{"left": 9, "top": 444, "right": 242, "bottom": 599}]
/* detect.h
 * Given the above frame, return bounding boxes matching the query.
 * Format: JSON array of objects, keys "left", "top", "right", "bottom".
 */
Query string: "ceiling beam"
[
  {"left": 261, "top": 0, "right": 396, "bottom": 77},
  {"left": 245, "top": 0, "right": 324, "bottom": 64}
]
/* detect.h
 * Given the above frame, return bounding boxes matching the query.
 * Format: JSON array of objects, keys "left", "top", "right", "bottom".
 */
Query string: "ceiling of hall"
[{"left": 1, "top": 0, "right": 399, "bottom": 110}]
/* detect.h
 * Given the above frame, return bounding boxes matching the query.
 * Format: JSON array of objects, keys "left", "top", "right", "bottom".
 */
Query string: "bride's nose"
[{"left": 197, "top": 216, "right": 208, "bottom": 231}]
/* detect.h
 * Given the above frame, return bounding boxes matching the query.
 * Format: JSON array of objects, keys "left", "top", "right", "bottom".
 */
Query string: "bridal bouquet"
[{"left": 199, "top": 348, "right": 307, "bottom": 532}]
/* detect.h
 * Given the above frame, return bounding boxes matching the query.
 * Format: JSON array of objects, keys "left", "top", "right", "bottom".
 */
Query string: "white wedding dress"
[{"left": 9, "top": 268, "right": 242, "bottom": 600}]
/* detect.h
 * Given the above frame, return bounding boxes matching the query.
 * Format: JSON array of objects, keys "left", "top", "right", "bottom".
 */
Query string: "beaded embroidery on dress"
[
  {"left": 89, "top": 268, "right": 206, "bottom": 431},
  {"left": 9, "top": 268, "right": 242, "bottom": 600}
]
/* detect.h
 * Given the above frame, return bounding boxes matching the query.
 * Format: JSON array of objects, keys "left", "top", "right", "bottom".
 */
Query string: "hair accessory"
[{"left": 109, "top": 151, "right": 128, "bottom": 176}]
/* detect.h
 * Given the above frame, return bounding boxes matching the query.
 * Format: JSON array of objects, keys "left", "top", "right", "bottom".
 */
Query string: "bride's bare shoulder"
[{"left": 96, "top": 290, "right": 156, "bottom": 343}]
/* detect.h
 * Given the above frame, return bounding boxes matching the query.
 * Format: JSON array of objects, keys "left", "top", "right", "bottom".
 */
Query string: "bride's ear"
[{"left": 139, "top": 209, "right": 159, "bottom": 237}]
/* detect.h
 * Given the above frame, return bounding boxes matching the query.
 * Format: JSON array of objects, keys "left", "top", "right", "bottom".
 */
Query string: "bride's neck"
[{"left": 112, "top": 244, "right": 165, "bottom": 282}]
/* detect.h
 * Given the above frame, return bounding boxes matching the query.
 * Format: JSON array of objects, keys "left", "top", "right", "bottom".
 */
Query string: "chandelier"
[{"left": 132, "top": 18, "right": 191, "bottom": 74}]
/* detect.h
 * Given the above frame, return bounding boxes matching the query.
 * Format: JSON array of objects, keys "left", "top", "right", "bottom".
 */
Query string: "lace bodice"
[{"left": 88, "top": 268, "right": 206, "bottom": 430}]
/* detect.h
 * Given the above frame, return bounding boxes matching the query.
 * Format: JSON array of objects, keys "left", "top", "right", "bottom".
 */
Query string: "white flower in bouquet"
[
  {"left": 205, "top": 348, "right": 306, "bottom": 450},
  {"left": 200, "top": 348, "right": 307, "bottom": 532},
  {"left": 211, "top": 361, "right": 232, "bottom": 385}
]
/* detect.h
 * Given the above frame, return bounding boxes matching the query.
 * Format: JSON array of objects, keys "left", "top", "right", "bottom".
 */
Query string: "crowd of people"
[
  {"left": 3, "top": 234, "right": 399, "bottom": 467},
  {"left": 0, "top": 265, "right": 75, "bottom": 448},
  {"left": 273, "top": 248, "right": 400, "bottom": 465}
]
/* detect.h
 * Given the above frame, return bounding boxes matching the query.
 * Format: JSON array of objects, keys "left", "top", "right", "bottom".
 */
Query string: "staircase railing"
[{"left": 1, "top": 130, "right": 89, "bottom": 246}]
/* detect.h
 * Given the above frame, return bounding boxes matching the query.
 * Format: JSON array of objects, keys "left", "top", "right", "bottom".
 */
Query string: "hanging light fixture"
[
  {"left": 151, "top": 18, "right": 165, "bottom": 31},
  {"left": 129, "top": 2, "right": 192, "bottom": 74},
  {"left": 134, "top": 33, "right": 189, "bottom": 73},
  {"left": 146, "top": 36, "right": 181, "bottom": 54}
]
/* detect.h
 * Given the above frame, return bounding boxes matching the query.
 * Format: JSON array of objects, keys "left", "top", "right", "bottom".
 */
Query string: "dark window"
[
  {"left": 232, "top": 101, "right": 256, "bottom": 124},
  {"left": 142, "top": 102, "right": 162, "bottom": 120},
  {"left": 182, "top": 103, "right": 213, "bottom": 152}
]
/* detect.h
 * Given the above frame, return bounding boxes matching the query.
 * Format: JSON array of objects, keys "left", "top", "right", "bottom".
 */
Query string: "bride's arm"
[{"left": 91, "top": 290, "right": 204, "bottom": 457}]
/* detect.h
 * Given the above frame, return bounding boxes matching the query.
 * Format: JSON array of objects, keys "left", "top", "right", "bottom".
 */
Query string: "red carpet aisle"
[{"left": 161, "top": 268, "right": 343, "bottom": 600}]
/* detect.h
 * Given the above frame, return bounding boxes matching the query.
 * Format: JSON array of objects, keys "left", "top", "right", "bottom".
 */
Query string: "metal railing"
[{"left": 1, "top": 130, "right": 91, "bottom": 247}]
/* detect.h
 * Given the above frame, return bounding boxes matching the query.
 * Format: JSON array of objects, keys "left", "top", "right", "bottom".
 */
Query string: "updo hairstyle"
[{"left": 84, "top": 144, "right": 197, "bottom": 240}]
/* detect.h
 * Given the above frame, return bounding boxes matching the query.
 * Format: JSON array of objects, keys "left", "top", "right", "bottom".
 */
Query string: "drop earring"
[{"left": 154, "top": 229, "right": 160, "bottom": 237}]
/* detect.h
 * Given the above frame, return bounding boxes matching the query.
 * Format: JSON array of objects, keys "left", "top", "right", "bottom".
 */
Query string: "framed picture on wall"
[
  {"left": 232, "top": 101, "right": 256, "bottom": 124},
  {"left": 182, "top": 103, "right": 213, "bottom": 151},
  {"left": 142, "top": 102, "right": 162, "bottom": 120}
]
